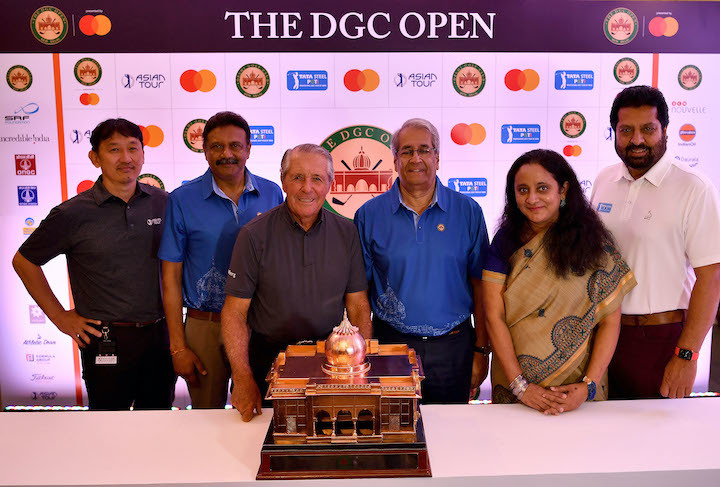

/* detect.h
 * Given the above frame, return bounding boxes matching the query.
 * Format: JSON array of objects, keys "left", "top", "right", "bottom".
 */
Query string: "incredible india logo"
[
  {"left": 321, "top": 125, "right": 395, "bottom": 219},
  {"left": 30, "top": 6, "right": 68, "bottom": 45}
]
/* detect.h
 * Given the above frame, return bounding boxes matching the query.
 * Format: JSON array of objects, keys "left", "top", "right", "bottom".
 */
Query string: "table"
[{"left": 1, "top": 398, "right": 718, "bottom": 486}]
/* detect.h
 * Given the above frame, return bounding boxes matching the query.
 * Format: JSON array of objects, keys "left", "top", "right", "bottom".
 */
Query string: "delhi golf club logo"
[
  {"left": 30, "top": 6, "right": 68, "bottom": 45},
  {"left": 137, "top": 174, "right": 164, "bottom": 190},
  {"left": 183, "top": 119, "right": 206, "bottom": 153},
  {"left": 7, "top": 66, "right": 32, "bottom": 92},
  {"left": 452, "top": 63, "right": 485, "bottom": 97},
  {"left": 560, "top": 112, "right": 586, "bottom": 138},
  {"left": 604, "top": 8, "right": 638, "bottom": 45},
  {"left": 321, "top": 125, "right": 395, "bottom": 219},
  {"left": 678, "top": 65, "right": 702, "bottom": 90},
  {"left": 74, "top": 58, "right": 102, "bottom": 86},
  {"left": 614, "top": 58, "right": 639, "bottom": 85},
  {"left": 236, "top": 64, "right": 269, "bottom": 98}
]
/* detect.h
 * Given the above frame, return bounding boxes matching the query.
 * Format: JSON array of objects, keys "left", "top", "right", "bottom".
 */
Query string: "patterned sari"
[{"left": 483, "top": 232, "right": 636, "bottom": 403}]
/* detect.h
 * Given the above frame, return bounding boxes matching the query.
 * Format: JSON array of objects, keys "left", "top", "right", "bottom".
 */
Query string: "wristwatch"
[
  {"left": 582, "top": 376, "right": 596, "bottom": 401},
  {"left": 472, "top": 344, "right": 492, "bottom": 356},
  {"left": 674, "top": 347, "right": 699, "bottom": 361}
]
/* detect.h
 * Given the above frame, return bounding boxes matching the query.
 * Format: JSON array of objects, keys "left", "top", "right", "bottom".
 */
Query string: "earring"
[{"left": 560, "top": 198, "right": 566, "bottom": 208}]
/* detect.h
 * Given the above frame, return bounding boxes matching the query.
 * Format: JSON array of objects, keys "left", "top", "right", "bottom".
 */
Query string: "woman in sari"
[{"left": 483, "top": 149, "right": 636, "bottom": 414}]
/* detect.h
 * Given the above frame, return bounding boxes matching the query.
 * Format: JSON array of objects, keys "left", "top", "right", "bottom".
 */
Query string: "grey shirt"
[
  {"left": 19, "top": 177, "right": 168, "bottom": 322},
  {"left": 225, "top": 203, "right": 367, "bottom": 342}
]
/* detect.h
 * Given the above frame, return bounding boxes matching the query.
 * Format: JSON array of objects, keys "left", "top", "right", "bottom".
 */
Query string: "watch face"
[{"left": 678, "top": 349, "right": 693, "bottom": 360}]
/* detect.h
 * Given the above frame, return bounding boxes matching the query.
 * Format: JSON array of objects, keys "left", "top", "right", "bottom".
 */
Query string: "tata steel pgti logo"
[
  {"left": 649, "top": 16, "right": 679, "bottom": 37},
  {"left": 287, "top": 70, "right": 329, "bottom": 91},
  {"left": 504, "top": 69, "right": 539, "bottom": 92},
  {"left": 79, "top": 14, "right": 112, "bottom": 36},
  {"left": 555, "top": 71, "right": 594, "bottom": 90},
  {"left": 74, "top": 58, "right": 102, "bottom": 86},
  {"left": 321, "top": 125, "right": 395, "bottom": 219},
  {"left": 453, "top": 63, "right": 485, "bottom": 97},
  {"left": 448, "top": 178, "right": 487, "bottom": 197},
  {"left": 614, "top": 58, "right": 639, "bottom": 85},
  {"left": 563, "top": 145, "right": 582, "bottom": 157},
  {"left": 180, "top": 70, "right": 216, "bottom": 93},
  {"left": 236, "top": 64, "right": 269, "bottom": 98},
  {"left": 501, "top": 124, "right": 541, "bottom": 144},
  {"left": 678, "top": 65, "right": 701, "bottom": 90},
  {"left": 451, "top": 124, "right": 486, "bottom": 146},
  {"left": 560, "top": 112, "right": 586, "bottom": 138},
  {"left": 250, "top": 126, "right": 275, "bottom": 146},
  {"left": 16, "top": 154, "right": 37, "bottom": 175},
  {"left": 603, "top": 8, "right": 638, "bottom": 45},
  {"left": 30, "top": 6, "right": 68, "bottom": 45},
  {"left": 137, "top": 174, "right": 164, "bottom": 190},
  {"left": 7, "top": 66, "right": 32, "bottom": 92},
  {"left": 344, "top": 69, "right": 379, "bottom": 92},
  {"left": 139, "top": 125, "right": 164, "bottom": 148},
  {"left": 183, "top": 119, "right": 206, "bottom": 153}
]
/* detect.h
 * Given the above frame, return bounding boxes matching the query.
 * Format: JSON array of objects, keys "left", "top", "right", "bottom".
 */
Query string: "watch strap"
[
  {"left": 472, "top": 344, "right": 492, "bottom": 356},
  {"left": 582, "top": 375, "right": 597, "bottom": 401},
  {"left": 674, "top": 347, "right": 699, "bottom": 361}
]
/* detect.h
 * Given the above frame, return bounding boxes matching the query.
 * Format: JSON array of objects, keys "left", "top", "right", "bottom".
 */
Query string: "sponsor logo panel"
[
  {"left": 79, "top": 14, "right": 112, "bottom": 36},
  {"left": 504, "top": 69, "right": 539, "bottom": 91},
  {"left": 74, "top": 58, "right": 102, "bottom": 86},
  {"left": 604, "top": 8, "right": 639, "bottom": 45},
  {"left": 180, "top": 70, "right": 216, "bottom": 93},
  {"left": 563, "top": 145, "right": 582, "bottom": 157},
  {"left": 122, "top": 74, "right": 166, "bottom": 89},
  {"left": 560, "top": 111, "right": 586, "bottom": 138},
  {"left": 16, "top": 154, "right": 37, "bottom": 175},
  {"left": 77, "top": 180, "right": 94, "bottom": 194},
  {"left": 287, "top": 70, "right": 329, "bottom": 91},
  {"left": 678, "top": 65, "right": 701, "bottom": 90},
  {"left": 451, "top": 124, "right": 486, "bottom": 145},
  {"left": 137, "top": 174, "right": 164, "bottom": 190},
  {"left": 138, "top": 125, "right": 164, "bottom": 147},
  {"left": 501, "top": 124, "right": 541, "bottom": 144},
  {"left": 649, "top": 16, "right": 679, "bottom": 37},
  {"left": 30, "top": 6, "right": 68, "bottom": 45},
  {"left": 183, "top": 119, "right": 207, "bottom": 153},
  {"left": 614, "top": 58, "right": 639, "bottom": 85},
  {"left": 250, "top": 126, "right": 275, "bottom": 146},
  {"left": 18, "top": 186, "right": 38, "bottom": 206},
  {"left": 29, "top": 304, "right": 45, "bottom": 323},
  {"left": 395, "top": 73, "right": 437, "bottom": 88},
  {"left": 7, "top": 65, "right": 32, "bottom": 92},
  {"left": 236, "top": 64, "right": 269, "bottom": 97},
  {"left": 24, "top": 217, "right": 37, "bottom": 236},
  {"left": 678, "top": 124, "right": 696, "bottom": 145},
  {"left": 448, "top": 178, "right": 487, "bottom": 197},
  {"left": 580, "top": 180, "right": 593, "bottom": 195},
  {"left": 554, "top": 71, "right": 594, "bottom": 90},
  {"left": 452, "top": 63, "right": 485, "bottom": 97},
  {"left": 6, "top": 103, "right": 39, "bottom": 124}
]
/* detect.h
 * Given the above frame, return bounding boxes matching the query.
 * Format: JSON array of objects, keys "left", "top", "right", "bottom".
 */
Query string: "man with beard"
[
  {"left": 591, "top": 86, "right": 720, "bottom": 399},
  {"left": 159, "top": 111, "right": 283, "bottom": 408}
]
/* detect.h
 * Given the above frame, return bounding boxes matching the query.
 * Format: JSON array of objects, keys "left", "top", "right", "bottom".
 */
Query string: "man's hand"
[
  {"left": 54, "top": 309, "right": 102, "bottom": 348},
  {"left": 660, "top": 355, "right": 697, "bottom": 398},
  {"left": 469, "top": 352, "right": 489, "bottom": 399},
  {"left": 172, "top": 349, "right": 207, "bottom": 387},
  {"left": 231, "top": 372, "right": 262, "bottom": 422}
]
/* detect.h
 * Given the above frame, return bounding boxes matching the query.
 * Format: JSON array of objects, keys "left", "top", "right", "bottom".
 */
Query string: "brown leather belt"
[
  {"left": 621, "top": 310, "right": 686, "bottom": 326},
  {"left": 101, "top": 317, "right": 164, "bottom": 328},
  {"left": 187, "top": 308, "right": 221, "bottom": 323}
]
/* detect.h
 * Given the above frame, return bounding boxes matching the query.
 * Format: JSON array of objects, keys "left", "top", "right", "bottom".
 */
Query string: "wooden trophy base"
[{"left": 256, "top": 418, "right": 432, "bottom": 480}]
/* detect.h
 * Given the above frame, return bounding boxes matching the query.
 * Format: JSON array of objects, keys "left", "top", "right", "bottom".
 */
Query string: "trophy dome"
[{"left": 324, "top": 313, "right": 367, "bottom": 367}]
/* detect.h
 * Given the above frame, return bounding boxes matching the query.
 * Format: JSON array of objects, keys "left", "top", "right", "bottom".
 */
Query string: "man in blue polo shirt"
[
  {"left": 159, "top": 111, "right": 283, "bottom": 408},
  {"left": 354, "top": 118, "right": 490, "bottom": 404}
]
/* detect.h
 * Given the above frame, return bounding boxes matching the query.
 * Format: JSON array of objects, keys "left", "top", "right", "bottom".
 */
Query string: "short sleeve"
[
  {"left": 346, "top": 225, "right": 369, "bottom": 294},
  {"left": 467, "top": 202, "right": 490, "bottom": 280},
  {"left": 19, "top": 205, "right": 73, "bottom": 266},
  {"left": 482, "top": 228, "right": 515, "bottom": 285},
  {"left": 353, "top": 207, "right": 373, "bottom": 282},
  {"left": 157, "top": 194, "right": 187, "bottom": 262},
  {"left": 684, "top": 181, "right": 720, "bottom": 268},
  {"left": 224, "top": 227, "right": 259, "bottom": 299}
]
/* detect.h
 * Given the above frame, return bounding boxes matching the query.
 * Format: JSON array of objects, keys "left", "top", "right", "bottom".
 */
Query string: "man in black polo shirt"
[
  {"left": 221, "top": 143, "right": 372, "bottom": 421},
  {"left": 12, "top": 118, "right": 174, "bottom": 410}
]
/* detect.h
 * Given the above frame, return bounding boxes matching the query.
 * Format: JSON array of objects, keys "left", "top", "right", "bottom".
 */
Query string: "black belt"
[{"left": 100, "top": 317, "right": 164, "bottom": 328}]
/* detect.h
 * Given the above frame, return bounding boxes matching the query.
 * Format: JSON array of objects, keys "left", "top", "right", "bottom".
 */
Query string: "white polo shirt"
[{"left": 591, "top": 153, "right": 720, "bottom": 315}]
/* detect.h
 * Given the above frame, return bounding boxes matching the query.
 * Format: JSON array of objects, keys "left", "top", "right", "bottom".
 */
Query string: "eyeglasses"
[{"left": 397, "top": 147, "right": 436, "bottom": 161}]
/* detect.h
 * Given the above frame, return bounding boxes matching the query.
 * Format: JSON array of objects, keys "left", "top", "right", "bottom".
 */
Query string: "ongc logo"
[
  {"left": 79, "top": 14, "right": 112, "bottom": 36},
  {"left": 504, "top": 69, "right": 539, "bottom": 91},
  {"left": 138, "top": 125, "right": 164, "bottom": 148},
  {"left": 649, "top": 16, "right": 679, "bottom": 37},
  {"left": 180, "top": 70, "right": 216, "bottom": 93},
  {"left": 79, "top": 93, "right": 100, "bottom": 105},
  {"left": 451, "top": 124, "right": 486, "bottom": 145},
  {"left": 344, "top": 69, "right": 380, "bottom": 92}
]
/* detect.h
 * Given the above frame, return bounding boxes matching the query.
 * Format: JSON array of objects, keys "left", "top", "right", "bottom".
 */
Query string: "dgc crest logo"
[
  {"left": 321, "top": 125, "right": 395, "bottom": 219},
  {"left": 452, "top": 63, "right": 485, "bottom": 97},
  {"left": 74, "top": 58, "right": 102, "bottom": 86},
  {"left": 603, "top": 8, "right": 638, "bottom": 45},
  {"left": 678, "top": 65, "right": 701, "bottom": 90},
  {"left": 137, "top": 174, "right": 164, "bottom": 190},
  {"left": 236, "top": 64, "right": 269, "bottom": 98},
  {"left": 614, "top": 58, "right": 639, "bottom": 85},
  {"left": 183, "top": 119, "right": 206, "bottom": 153},
  {"left": 30, "top": 6, "right": 68, "bottom": 45},
  {"left": 7, "top": 66, "right": 32, "bottom": 92},
  {"left": 560, "top": 112, "right": 586, "bottom": 138}
]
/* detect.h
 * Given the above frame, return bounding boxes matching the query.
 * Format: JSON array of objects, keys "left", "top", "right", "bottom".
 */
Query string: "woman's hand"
[
  {"left": 544, "top": 383, "right": 589, "bottom": 414},
  {"left": 519, "top": 383, "right": 567, "bottom": 414}
]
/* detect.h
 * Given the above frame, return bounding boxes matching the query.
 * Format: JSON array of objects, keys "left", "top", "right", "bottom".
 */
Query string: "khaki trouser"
[{"left": 184, "top": 315, "right": 231, "bottom": 408}]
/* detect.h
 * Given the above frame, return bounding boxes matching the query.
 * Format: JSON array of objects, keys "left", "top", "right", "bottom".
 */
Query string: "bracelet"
[
  {"left": 509, "top": 374, "right": 529, "bottom": 399},
  {"left": 170, "top": 348, "right": 187, "bottom": 356}
]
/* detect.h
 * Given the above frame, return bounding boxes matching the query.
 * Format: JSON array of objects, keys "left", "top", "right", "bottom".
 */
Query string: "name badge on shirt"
[{"left": 95, "top": 325, "right": 118, "bottom": 366}]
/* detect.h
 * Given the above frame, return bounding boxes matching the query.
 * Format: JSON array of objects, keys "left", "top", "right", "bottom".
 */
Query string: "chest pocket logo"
[{"left": 146, "top": 217, "right": 162, "bottom": 225}]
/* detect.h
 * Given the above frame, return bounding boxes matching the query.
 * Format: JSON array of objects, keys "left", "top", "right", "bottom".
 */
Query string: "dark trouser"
[
  {"left": 609, "top": 321, "right": 684, "bottom": 399},
  {"left": 80, "top": 319, "right": 175, "bottom": 410},
  {"left": 373, "top": 316, "right": 474, "bottom": 404}
]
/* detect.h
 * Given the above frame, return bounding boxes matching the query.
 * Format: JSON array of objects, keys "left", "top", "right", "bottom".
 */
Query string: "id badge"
[{"left": 95, "top": 325, "right": 118, "bottom": 365}]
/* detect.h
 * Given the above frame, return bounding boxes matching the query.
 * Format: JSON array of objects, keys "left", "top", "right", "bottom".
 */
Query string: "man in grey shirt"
[{"left": 221, "top": 143, "right": 372, "bottom": 421}]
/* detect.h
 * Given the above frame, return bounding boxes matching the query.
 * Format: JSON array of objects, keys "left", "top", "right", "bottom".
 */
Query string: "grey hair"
[
  {"left": 280, "top": 143, "right": 334, "bottom": 182},
  {"left": 391, "top": 118, "right": 440, "bottom": 156}
]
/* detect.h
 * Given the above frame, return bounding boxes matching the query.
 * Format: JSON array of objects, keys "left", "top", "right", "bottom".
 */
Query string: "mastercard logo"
[
  {"left": 649, "top": 16, "right": 679, "bottom": 37},
  {"left": 679, "top": 124, "right": 696, "bottom": 142},
  {"left": 180, "top": 70, "right": 216, "bottom": 92},
  {"left": 451, "top": 123, "right": 486, "bottom": 145},
  {"left": 504, "top": 69, "right": 540, "bottom": 91},
  {"left": 344, "top": 69, "right": 379, "bottom": 92},
  {"left": 77, "top": 179, "right": 94, "bottom": 193},
  {"left": 139, "top": 125, "right": 164, "bottom": 148},
  {"left": 79, "top": 15, "right": 111, "bottom": 36},
  {"left": 79, "top": 93, "right": 99, "bottom": 105},
  {"left": 563, "top": 145, "right": 582, "bottom": 157}
]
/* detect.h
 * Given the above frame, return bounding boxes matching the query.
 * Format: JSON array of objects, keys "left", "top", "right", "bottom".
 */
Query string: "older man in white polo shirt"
[{"left": 592, "top": 85, "right": 720, "bottom": 399}]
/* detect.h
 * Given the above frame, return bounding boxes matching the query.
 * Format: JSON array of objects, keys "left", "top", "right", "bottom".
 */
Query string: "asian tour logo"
[
  {"left": 344, "top": 69, "right": 379, "bottom": 92},
  {"left": 614, "top": 58, "right": 639, "bottom": 85},
  {"left": 74, "top": 58, "right": 102, "bottom": 86},
  {"left": 7, "top": 66, "right": 32, "bottom": 92},
  {"left": 122, "top": 74, "right": 166, "bottom": 89},
  {"left": 448, "top": 178, "right": 487, "bottom": 197},
  {"left": 604, "top": 8, "right": 638, "bottom": 45},
  {"left": 560, "top": 112, "right": 586, "bottom": 138},
  {"left": 236, "top": 64, "right": 269, "bottom": 98},
  {"left": 30, "top": 6, "right": 68, "bottom": 45},
  {"left": 287, "top": 70, "right": 328, "bottom": 91},
  {"left": 555, "top": 71, "right": 594, "bottom": 90},
  {"left": 395, "top": 73, "right": 437, "bottom": 88},
  {"left": 678, "top": 65, "right": 701, "bottom": 90},
  {"left": 183, "top": 119, "right": 206, "bottom": 153},
  {"left": 180, "top": 70, "right": 216, "bottom": 92},
  {"left": 504, "top": 69, "right": 539, "bottom": 91},
  {"left": 451, "top": 124, "right": 486, "bottom": 146},
  {"left": 501, "top": 124, "right": 541, "bottom": 144},
  {"left": 321, "top": 125, "right": 394, "bottom": 219},
  {"left": 453, "top": 63, "right": 485, "bottom": 97},
  {"left": 79, "top": 14, "right": 112, "bottom": 36}
]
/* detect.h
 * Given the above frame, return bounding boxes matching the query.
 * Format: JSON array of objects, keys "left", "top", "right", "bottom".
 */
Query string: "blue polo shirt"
[
  {"left": 159, "top": 168, "right": 283, "bottom": 312},
  {"left": 354, "top": 178, "right": 489, "bottom": 336}
]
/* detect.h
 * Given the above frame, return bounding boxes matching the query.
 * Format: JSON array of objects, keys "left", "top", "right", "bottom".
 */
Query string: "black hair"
[
  {"left": 202, "top": 111, "right": 251, "bottom": 147},
  {"left": 90, "top": 118, "right": 143, "bottom": 152},
  {"left": 499, "top": 149, "right": 615, "bottom": 278},
  {"left": 610, "top": 85, "right": 669, "bottom": 131}
]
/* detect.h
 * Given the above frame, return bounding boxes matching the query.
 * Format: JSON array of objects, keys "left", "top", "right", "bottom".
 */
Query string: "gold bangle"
[{"left": 171, "top": 348, "right": 187, "bottom": 356}]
